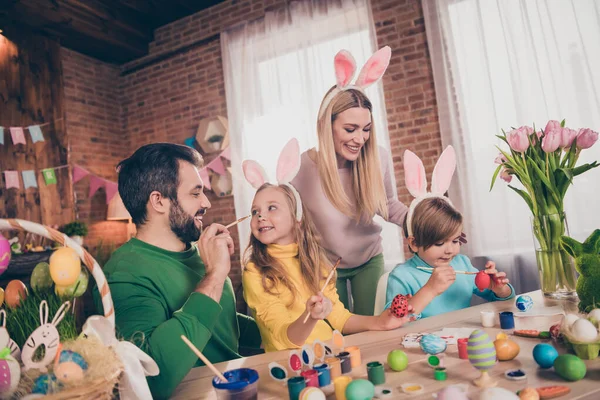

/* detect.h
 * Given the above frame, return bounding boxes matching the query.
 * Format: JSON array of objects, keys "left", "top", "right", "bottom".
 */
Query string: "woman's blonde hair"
[
  {"left": 316, "top": 86, "right": 388, "bottom": 220},
  {"left": 244, "top": 183, "right": 333, "bottom": 305},
  {"left": 403, "top": 197, "right": 463, "bottom": 251}
]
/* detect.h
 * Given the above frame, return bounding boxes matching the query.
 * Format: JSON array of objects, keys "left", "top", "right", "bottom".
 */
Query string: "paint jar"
[
  {"left": 434, "top": 367, "right": 447, "bottom": 381},
  {"left": 457, "top": 338, "right": 469, "bottom": 360},
  {"left": 367, "top": 361, "right": 385, "bottom": 385},
  {"left": 336, "top": 351, "right": 352, "bottom": 374},
  {"left": 313, "top": 363, "right": 331, "bottom": 387},
  {"left": 480, "top": 310, "right": 496, "bottom": 328},
  {"left": 300, "top": 369, "right": 319, "bottom": 388},
  {"left": 500, "top": 311, "right": 515, "bottom": 330},
  {"left": 212, "top": 368, "right": 259, "bottom": 400},
  {"left": 333, "top": 376, "right": 353, "bottom": 400},
  {"left": 344, "top": 346, "right": 362, "bottom": 368},
  {"left": 325, "top": 357, "right": 342, "bottom": 379},
  {"left": 287, "top": 376, "right": 307, "bottom": 400}
]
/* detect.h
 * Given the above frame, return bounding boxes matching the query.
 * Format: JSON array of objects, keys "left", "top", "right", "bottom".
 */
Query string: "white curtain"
[
  {"left": 424, "top": 0, "right": 600, "bottom": 295},
  {"left": 222, "top": 0, "right": 404, "bottom": 269}
]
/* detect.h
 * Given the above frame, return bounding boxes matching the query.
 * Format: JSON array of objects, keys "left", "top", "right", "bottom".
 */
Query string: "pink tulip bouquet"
[{"left": 491, "top": 120, "right": 599, "bottom": 297}]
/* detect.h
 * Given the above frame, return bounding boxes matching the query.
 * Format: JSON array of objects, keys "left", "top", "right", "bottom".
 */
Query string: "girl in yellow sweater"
[{"left": 241, "top": 139, "right": 412, "bottom": 352}]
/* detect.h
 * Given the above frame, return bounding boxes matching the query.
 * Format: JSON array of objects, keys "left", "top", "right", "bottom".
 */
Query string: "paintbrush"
[
  {"left": 303, "top": 257, "right": 342, "bottom": 323},
  {"left": 416, "top": 266, "right": 478, "bottom": 275},
  {"left": 181, "top": 335, "right": 228, "bottom": 382},
  {"left": 225, "top": 214, "right": 251, "bottom": 229}
]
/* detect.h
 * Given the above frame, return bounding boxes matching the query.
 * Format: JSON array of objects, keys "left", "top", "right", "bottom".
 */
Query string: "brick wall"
[{"left": 62, "top": 0, "right": 441, "bottom": 310}]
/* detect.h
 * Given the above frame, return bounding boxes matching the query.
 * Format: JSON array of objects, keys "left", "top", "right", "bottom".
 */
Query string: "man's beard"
[{"left": 169, "top": 200, "right": 203, "bottom": 244}]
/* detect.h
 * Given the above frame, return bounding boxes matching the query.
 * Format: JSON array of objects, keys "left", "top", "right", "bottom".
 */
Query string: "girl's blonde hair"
[
  {"left": 403, "top": 197, "right": 463, "bottom": 251},
  {"left": 244, "top": 183, "right": 332, "bottom": 305},
  {"left": 316, "top": 86, "right": 388, "bottom": 220}
]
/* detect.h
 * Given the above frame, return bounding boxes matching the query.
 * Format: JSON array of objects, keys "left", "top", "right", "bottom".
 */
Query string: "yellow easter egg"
[{"left": 49, "top": 247, "right": 81, "bottom": 286}]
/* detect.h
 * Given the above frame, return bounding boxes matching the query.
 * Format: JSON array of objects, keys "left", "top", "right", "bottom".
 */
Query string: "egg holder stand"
[{"left": 0, "top": 218, "right": 123, "bottom": 399}]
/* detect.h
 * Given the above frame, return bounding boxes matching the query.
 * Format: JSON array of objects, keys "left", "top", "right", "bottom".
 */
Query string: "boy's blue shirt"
[{"left": 385, "top": 253, "right": 515, "bottom": 318}]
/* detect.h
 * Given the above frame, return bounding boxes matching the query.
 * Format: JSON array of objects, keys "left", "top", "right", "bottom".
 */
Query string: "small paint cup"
[
  {"left": 336, "top": 351, "right": 352, "bottom": 374},
  {"left": 480, "top": 310, "right": 496, "bottom": 327},
  {"left": 301, "top": 369, "right": 319, "bottom": 388},
  {"left": 333, "top": 376, "right": 353, "bottom": 400},
  {"left": 434, "top": 367, "right": 447, "bottom": 381},
  {"left": 457, "top": 338, "right": 469, "bottom": 359},
  {"left": 344, "top": 346, "right": 361, "bottom": 368},
  {"left": 287, "top": 376, "right": 307, "bottom": 400},
  {"left": 325, "top": 357, "right": 342, "bottom": 379},
  {"left": 212, "top": 368, "right": 259, "bottom": 400},
  {"left": 500, "top": 311, "right": 515, "bottom": 330},
  {"left": 367, "top": 361, "right": 385, "bottom": 385},
  {"left": 313, "top": 363, "right": 331, "bottom": 387}
]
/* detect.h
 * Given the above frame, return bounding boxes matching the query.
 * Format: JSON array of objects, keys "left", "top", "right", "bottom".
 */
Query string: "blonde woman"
[{"left": 290, "top": 47, "right": 409, "bottom": 315}]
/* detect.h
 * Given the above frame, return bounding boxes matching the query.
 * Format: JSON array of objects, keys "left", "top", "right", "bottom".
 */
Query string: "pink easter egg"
[{"left": 0, "top": 237, "right": 11, "bottom": 273}]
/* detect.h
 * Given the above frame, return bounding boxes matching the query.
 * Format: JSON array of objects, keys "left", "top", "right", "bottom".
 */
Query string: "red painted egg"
[
  {"left": 391, "top": 294, "right": 409, "bottom": 318},
  {"left": 475, "top": 271, "right": 490, "bottom": 291}
]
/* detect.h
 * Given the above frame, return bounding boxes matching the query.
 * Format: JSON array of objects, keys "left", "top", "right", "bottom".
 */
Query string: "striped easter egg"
[{"left": 467, "top": 329, "right": 496, "bottom": 371}]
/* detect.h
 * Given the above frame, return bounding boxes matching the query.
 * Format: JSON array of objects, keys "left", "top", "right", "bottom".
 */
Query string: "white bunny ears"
[
  {"left": 318, "top": 46, "right": 392, "bottom": 118},
  {"left": 242, "top": 138, "right": 303, "bottom": 221},
  {"left": 404, "top": 146, "right": 457, "bottom": 237}
]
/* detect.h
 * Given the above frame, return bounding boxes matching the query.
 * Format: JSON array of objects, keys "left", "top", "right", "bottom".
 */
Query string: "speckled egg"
[
  {"left": 345, "top": 379, "right": 375, "bottom": 400},
  {"left": 0, "top": 353, "right": 20, "bottom": 397},
  {"left": 553, "top": 354, "right": 586, "bottom": 381},
  {"left": 4, "top": 280, "right": 28, "bottom": 308},
  {"left": 532, "top": 344, "right": 558, "bottom": 369},
  {"left": 55, "top": 268, "right": 89, "bottom": 298},
  {"left": 299, "top": 387, "right": 326, "bottom": 400},
  {"left": 55, "top": 350, "right": 88, "bottom": 384},
  {"left": 30, "top": 262, "right": 54, "bottom": 293},
  {"left": 515, "top": 295, "right": 533, "bottom": 312},
  {"left": 49, "top": 247, "right": 81, "bottom": 286},
  {"left": 420, "top": 334, "right": 447, "bottom": 355},
  {"left": 0, "top": 237, "right": 11, "bottom": 273},
  {"left": 467, "top": 330, "right": 496, "bottom": 371}
]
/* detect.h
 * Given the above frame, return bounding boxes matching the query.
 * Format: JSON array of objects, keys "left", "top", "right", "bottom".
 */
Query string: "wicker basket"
[{"left": 0, "top": 218, "right": 122, "bottom": 399}]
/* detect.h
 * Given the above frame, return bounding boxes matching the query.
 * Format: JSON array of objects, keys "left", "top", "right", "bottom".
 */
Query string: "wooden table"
[{"left": 172, "top": 291, "right": 600, "bottom": 399}]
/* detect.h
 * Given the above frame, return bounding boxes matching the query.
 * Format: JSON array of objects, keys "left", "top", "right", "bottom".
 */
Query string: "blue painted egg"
[
  {"left": 467, "top": 329, "right": 496, "bottom": 371},
  {"left": 420, "top": 334, "right": 447, "bottom": 355},
  {"left": 58, "top": 350, "right": 88, "bottom": 370},
  {"left": 532, "top": 343, "right": 558, "bottom": 369},
  {"left": 516, "top": 295, "right": 533, "bottom": 312},
  {"left": 32, "top": 374, "right": 58, "bottom": 394}
]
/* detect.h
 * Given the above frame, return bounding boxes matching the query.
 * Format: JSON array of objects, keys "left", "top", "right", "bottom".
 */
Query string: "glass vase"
[{"left": 531, "top": 213, "right": 578, "bottom": 300}]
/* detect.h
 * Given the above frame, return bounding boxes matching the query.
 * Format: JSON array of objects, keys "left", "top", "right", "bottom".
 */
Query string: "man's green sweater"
[{"left": 94, "top": 238, "right": 261, "bottom": 399}]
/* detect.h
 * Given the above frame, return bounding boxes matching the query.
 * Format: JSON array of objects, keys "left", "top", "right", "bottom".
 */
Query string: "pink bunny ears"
[
  {"left": 404, "top": 146, "right": 457, "bottom": 237},
  {"left": 318, "top": 46, "right": 392, "bottom": 118},
  {"left": 242, "top": 138, "right": 303, "bottom": 221}
]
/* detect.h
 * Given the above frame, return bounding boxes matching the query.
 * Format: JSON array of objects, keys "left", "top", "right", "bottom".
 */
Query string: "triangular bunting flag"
[
  {"left": 199, "top": 168, "right": 211, "bottom": 190},
  {"left": 22, "top": 170, "right": 38, "bottom": 189},
  {"left": 89, "top": 176, "right": 105, "bottom": 197},
  {"left": 28, "top": 125, "right": 45, "bottom": 143},
  {"left": 10, "top": 127, "right": 26, "bottom": 145},
  {"left": 0, "top": 127, "right": 4, "bottom": 145},
  {"left": 3, "top": 171, "right": 20, "bottom": 189},
  {"left": 220, "top": 146, "right": 231, "bottom": 160},
  {"left": 42, "top": 168, "right": 57, "bottom": 185},
  {"left": 207, "top": 156, "right": 226, "bottom": 175},
  {"left": 73, "top": 165, "right": 90, "bottom": 183},
  {"left": 105, "top": 181, "right": 119, "bottom": 204}
]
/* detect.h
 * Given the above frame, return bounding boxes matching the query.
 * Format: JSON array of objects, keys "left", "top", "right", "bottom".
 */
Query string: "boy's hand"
[
  {"left": 376, "top": 304, "right": 416, "bottom": 330},
  {"left": 306, "top": 293, "right": 332, "bottom": 321},
  {"left": 425, "top": 265, "right": 456, "bottom": 295},
  {"left": 484, "top": 261, "right": 511, "bottom": 297}
]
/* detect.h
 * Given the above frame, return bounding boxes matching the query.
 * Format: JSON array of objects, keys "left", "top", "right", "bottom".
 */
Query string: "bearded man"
[{"left": 94, "top": 143, "right": 261, "bottom": 399}]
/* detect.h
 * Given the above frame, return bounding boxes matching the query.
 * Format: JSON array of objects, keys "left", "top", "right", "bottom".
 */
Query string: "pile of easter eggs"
[{"left": 559, "top": 309, "right": 600, "bottom": 360}]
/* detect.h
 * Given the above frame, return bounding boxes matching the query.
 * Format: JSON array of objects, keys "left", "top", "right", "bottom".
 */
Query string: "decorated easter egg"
[
  {"left": 5, "top": 280, "right": 28, "bottom": 308},
  {"left": 0, "top": 237, "right": 10, "bottom": 273},
  {"left": 391, "top": 294, "right": 409, "bottom": 318},
  {"left": 0, "top": 352, "right": 20, "bottom": 397},
  {"left": 420, "top": 334, "right": 447, "bottom": 355},
  {"left": 493, "top": 333, "right": 520, "bottom": 361},
  {"left": 478, "top": 387, "right": 519, "bottom": 400},
  {"left": 49, "top": 247, "right": 81, "bottom": 286},
  {"left": 518, "top": 388, "right": 540, "bottom": 400},
  {"left": 345, "top": 379, "right": 375, "bottom": 400},
  {"left": 532, "top": 343, "right": 558, "bottom": 369},
  {"left": 30, "top": 262, "right": 54, "bottom": 293},
  {"left": 55, "top": 268, "right": 89, "bottom": 298},
  {"left": 467, "top": 330, "right": 496, "bottom": 371},
  {"left": 553, "top": 354, "right": 586, "bottom": 381},
  {"left": 32, "top": 373, "right": 58, "bottom": 394},
  {"left": 515, "top": 295, "right": 533, "bottom": 312},
  {"left": 299, "top": 387, "right": 326, "bottom": 400},
  {"left": 475, "top": 271, "right": 490, "bottom": 291},
  {"left": 570, "top": 318, "right": 598, "bottom": 342},
  {"left": 387, "top": 349, "right": 408, "bottom": 372}
]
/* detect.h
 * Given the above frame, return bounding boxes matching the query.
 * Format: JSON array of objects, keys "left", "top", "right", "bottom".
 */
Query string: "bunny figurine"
[
  {"left": 562, "top": 230, "right": 600, "bottom": 313},
  {"left": 21, "top": 300, "right": 70, "bottom": 372},
  {"left": 0, "top": 310, "right": 21, "bottom": 362}
]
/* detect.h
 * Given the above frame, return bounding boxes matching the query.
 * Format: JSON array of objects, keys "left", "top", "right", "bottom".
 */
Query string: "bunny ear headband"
[
  {"left": 404, "top": 146, "right": 457, "bottom": 237},
  {"left": 242, "top": 138, "right": 303, "bottom": 221},
  {"left": 318, "top": 46, "right": 392, "bottom": 119}
]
